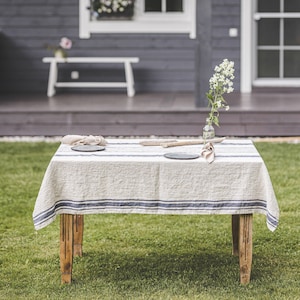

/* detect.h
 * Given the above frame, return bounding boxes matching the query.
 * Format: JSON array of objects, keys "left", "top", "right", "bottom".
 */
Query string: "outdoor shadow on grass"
[
  {"left": 73, "top": 249, "right": 278, "bottom": 293},
  {"left": 72, "top": 250, "right": 274, "bottom": 291}
]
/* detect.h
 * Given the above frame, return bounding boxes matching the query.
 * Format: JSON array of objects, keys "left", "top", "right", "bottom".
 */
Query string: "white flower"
[
  {"left": 205, "top": 59, "right": 235, "bottom": 127},
  {"left": 227, "top": 87, "right": 234, "bottom": 93},
  {"left": 216, "top": 100, "right": 222, "bottom": 108}
]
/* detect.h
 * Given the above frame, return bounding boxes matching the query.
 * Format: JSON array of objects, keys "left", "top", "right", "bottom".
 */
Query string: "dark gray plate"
[
  {"left": 71, "top": 145, "right": 105, "bottom": 152},
  {"left": 164, "top": 152, "right": 199, "bottom": 160}
]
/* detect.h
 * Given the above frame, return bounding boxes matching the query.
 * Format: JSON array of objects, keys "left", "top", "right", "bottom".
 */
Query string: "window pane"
[
  {"left": 257, "top": 0, "right": 280, "bottom": 12},
  {"left": 284, "top": 19, "right": 300, "bottom": 45},
  {"left": 166, "top": 0, "right": 183, "bottom": 12},
  {"left": 257, "top": 19, "right": 280, "bottom": 45},
  {"left": 284, "top": 0, "right": 300, "bottom": 12},
  {"left": 284, "top": 51, "right": 300, "bottom": 77},
  {"left": 145, "top": 0, "right": 161, "bottom": 12},
  {"left": 258, "top": 50, "right": 279, "bottom": 77}
]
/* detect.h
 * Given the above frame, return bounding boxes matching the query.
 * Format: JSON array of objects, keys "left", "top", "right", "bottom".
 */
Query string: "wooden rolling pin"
[
  {"left": 139, "top": 139, "right": 177, "bottom": 146},
  {"left": 161, "top": 137, "right": 225, "bottom": 147},
  {"left": 139, "top": 137, "right": 225, "bottom": 147}
]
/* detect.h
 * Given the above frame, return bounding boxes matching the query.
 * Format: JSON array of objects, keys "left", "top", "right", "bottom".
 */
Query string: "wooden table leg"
[
  {"left": 73, "top": 215, "right": 84, "bottom": 257},
  {"left": 231, "top": 215, "right": 239, "bottom": 256},
  {"left": 60, "top": 214, "right": 74, "bottom": 284},
  {"left": 239, "top": 214, "right": 253, "bottom": 285}
]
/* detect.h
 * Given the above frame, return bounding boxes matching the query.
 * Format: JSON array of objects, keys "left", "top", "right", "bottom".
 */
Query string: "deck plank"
[{"left": 0, "top": 92, "right": 299, "bottom": 137}]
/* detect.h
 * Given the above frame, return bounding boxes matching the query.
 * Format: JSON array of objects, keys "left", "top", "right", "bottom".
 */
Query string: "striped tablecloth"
[{"left": 33, "top": 139, "right": 279, "bottom": 231}]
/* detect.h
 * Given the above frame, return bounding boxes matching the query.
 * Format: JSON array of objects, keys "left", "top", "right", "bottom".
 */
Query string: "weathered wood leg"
[
  {"left": 239, "top": 214, "right": 253, "bottom": 285},
  {"left": 60, "top": 214, "right": 74, "bottom": 284},
  {"left": 232, "top": 215, "right": 239, "bottom": 256},
  {"left": 73, "top": 215, "right": 84, "bottom": 257}
]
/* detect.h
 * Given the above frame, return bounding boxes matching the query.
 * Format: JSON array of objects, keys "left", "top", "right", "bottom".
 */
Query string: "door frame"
[
  {"left": 241, "top": 0, "right": 300, "bottom": 92},
  {"left": 241, "top": 0, "right": 252, "bottom": 93}
]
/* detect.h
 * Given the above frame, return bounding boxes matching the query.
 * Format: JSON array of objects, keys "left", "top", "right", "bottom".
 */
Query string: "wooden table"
[
  {"left": 42, "top": 57, "right": 139, "bottom": 97},
  {"left": 60, "top": 213, "right": 252, "bottom": 284},
  {"left": 33, "top": 139, "right": 279, "bottom": 285}
]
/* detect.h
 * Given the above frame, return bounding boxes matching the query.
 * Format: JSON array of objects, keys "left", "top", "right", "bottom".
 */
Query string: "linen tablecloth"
[{"left": 33, "top": 139, "right": 279, "bottom": 231}]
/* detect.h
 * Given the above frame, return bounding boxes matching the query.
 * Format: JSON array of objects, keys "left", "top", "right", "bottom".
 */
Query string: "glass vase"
[
  {"left": 202, "top": 121, "right": 215, "bottom": 140},
  {"left": 54, "top": 49, "right": 66, "bottom": 58}
]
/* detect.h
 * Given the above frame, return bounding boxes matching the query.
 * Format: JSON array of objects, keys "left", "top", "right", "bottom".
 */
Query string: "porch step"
[{"left": 0, "top": 110, "right": 299, "bottom": 137}]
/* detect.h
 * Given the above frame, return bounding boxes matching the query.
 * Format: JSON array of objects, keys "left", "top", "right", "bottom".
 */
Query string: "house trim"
[
  {"left": 79, "top": 0, "right": 196, "bottom": 39},
  {"left": 241, "top": 0, "right": 252, "bottom": 93}
]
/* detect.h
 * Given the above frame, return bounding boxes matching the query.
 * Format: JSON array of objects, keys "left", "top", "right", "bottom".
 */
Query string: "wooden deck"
[{"left": 0, "top": 91, "right": 299, "bottom": 137}]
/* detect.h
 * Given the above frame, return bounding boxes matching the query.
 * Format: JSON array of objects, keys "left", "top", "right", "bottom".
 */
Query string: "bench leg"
[
  {"left": 124, "top": 61, "right": 135, "bottom": 97},
  {"left": 60, "top": 214, "right": 74, "bottom": 284},
  {"left": 47, "top": 60, "right": 58, "bottom": 97}
]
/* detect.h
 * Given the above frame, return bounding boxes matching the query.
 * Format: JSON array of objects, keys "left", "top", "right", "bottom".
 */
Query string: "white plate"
[
  {"left": 71, "top": 145, "right": 105, "bottom": 152},
  {"left": 164, "top": 152, "right": 199, "bottom": 160}
]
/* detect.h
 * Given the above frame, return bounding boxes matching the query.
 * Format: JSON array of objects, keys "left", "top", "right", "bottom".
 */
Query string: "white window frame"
[
  {"left": 241, "top": 0, "right": 252, "bottom": 92},
  {"left": 241, "top": 0, "right": 300, "bottom": 92},
  {"left": 79, "top": 0, "right": 196, "bottom": 39}
]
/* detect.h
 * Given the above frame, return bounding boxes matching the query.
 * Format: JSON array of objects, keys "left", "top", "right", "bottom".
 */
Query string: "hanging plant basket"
[{"left": 92, "top": 0, "right": 135, "bottom": 20}]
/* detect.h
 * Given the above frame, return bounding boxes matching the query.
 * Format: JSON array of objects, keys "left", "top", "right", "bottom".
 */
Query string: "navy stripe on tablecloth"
[
  {"left": 54, "top": 153, "right": 260, "bottom": 158},
  {"left": 33, "top": 198, "right": 278, "bottom": 230},
  {"left": 107, "top": 141, "right": 254, "bottom": 146}
]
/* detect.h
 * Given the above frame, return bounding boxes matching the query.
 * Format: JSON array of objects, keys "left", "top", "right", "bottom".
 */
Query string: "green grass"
[{"left": 0, "top": 141, "right": 299, "bottom": 300}]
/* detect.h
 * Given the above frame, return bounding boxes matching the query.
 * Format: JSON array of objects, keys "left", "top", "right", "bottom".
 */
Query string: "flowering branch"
[{"left": 206, "top": 59, "right": 235, "bottom": 127}]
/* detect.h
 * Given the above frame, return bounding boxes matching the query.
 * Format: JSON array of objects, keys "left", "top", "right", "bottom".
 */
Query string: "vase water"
[{"left": 203, "top": 119, "right": 215, "bottom": 140}]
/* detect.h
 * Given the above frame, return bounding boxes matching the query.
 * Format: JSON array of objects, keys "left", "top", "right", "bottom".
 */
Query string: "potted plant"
[
  {"left": 91, "top": 0, "right": 135, "bottom": 20},
  {"left": 45, "top": 37, "right": 72, "bottom": 59}
]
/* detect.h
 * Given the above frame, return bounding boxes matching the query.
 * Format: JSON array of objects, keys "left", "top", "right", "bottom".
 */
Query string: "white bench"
[{"left": 42, "top": 57, "right": 140, "bottom": 97}]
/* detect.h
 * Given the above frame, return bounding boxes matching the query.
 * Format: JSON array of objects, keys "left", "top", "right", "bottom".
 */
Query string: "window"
[
  {"left": 79, "top": 0, "right": 196, "bottom": 39},
  {"left": 254, "top": 0, "right": 300, "bottom": 84},
  {"left": 144, "top": 0, "right": 183, "bottom": 12}
]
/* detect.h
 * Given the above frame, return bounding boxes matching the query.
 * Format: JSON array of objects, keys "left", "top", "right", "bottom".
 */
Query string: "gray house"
[
  {"left": 0, "top": 0, "right": 299, "bottom": 136},
  {"left": 0, "top": 1, "right": 240, "bottom": 100}
]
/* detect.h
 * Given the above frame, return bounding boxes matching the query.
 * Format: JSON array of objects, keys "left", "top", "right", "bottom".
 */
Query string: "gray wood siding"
[
  {"left": 212, "top": 0, "right": 241, "bottom": 91},
  {"left": 0, "top": 0, "right": 241, "bottom": 97}
]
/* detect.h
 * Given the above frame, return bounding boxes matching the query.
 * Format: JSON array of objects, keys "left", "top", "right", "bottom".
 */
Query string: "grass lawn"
[{"left": 0, "top": 141, "right": 299, "bottom": 300}]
